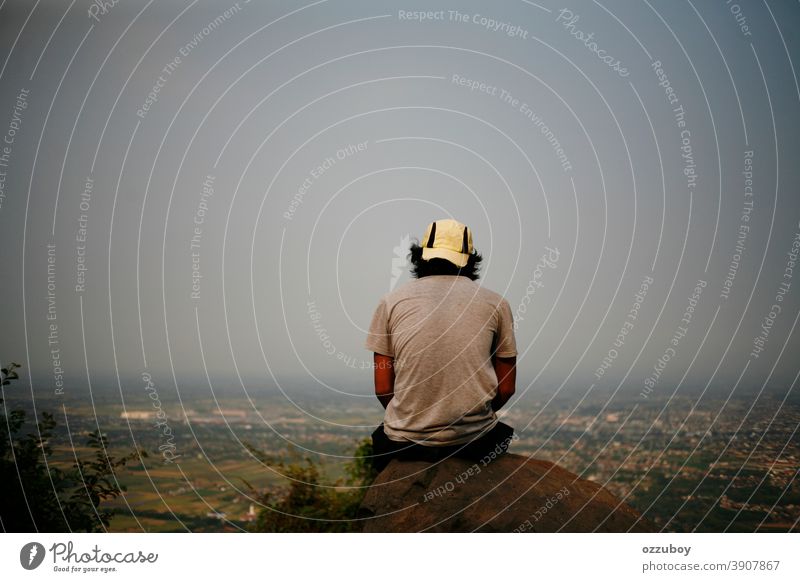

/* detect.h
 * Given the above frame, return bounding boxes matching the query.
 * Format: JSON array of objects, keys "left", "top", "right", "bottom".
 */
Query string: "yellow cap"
[{"left": 421, "top": 218, "right": 473, "bottom": 268}]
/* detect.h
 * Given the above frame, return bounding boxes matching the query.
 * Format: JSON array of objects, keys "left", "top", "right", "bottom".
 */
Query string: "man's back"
[{"left": 365, "top": 274, "right": 517, "bottom": 445}]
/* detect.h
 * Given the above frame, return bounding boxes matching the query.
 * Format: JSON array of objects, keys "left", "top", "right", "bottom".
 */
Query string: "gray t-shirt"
[{"left": 365, "top": 275, "right": 517, "bottom": 446}]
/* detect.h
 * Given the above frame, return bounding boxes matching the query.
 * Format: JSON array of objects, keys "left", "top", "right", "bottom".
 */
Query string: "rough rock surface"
[{"left": 358, "top": 453, "right": 654, "bottom": 532}]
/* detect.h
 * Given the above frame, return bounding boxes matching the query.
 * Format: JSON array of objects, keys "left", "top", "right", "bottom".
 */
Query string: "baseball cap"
[{"left": 421, "top": 218, "right": 474, "bottom": 268}]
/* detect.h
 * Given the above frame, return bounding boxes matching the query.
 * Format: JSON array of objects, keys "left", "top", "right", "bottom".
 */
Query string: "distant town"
[{"left": 7, "top": 387, "right": 798, "bottom": 532}]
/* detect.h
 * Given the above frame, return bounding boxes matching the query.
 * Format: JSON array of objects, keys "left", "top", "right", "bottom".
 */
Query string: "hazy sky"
[{"left": 1, "top": 0, "right": 798, "bottom": 406}]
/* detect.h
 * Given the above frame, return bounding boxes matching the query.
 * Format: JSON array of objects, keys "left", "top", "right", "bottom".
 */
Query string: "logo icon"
[
  {"left": 20, "top": 542, "right": 46, "bottom": 570},
  {"left": 389, "top": 233, "right": 411, "bottom": 291}
]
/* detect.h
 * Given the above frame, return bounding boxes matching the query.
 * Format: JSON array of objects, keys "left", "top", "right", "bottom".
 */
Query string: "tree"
[
  {"left": 245, "top": 437, "right": 378, "bottom": 533},
  {"left": 0, "top": 362, "right": 146, "bottom": 532}
]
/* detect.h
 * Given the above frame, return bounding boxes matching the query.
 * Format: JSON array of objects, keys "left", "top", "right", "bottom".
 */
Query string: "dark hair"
[{"left": 408, "top": 242, "right": 483, "bottom": 281}]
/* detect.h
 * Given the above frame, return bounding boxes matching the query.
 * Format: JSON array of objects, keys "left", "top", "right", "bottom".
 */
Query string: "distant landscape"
[{"left": 5, "top": 386, "right": 797, "bottom": 533}]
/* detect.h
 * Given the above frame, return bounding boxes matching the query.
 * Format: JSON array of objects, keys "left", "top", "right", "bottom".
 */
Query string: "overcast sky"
[{"left": 1, "top": 0, "right": 798, "bottom": 407}]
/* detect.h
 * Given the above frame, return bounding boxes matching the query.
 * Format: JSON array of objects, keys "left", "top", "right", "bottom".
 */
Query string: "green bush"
[
  {"left": 244, "top": 438, "right": 378, "bottom": 532},
  {"left": 0, "top": 362, "right": 145, "bottom": 532}
]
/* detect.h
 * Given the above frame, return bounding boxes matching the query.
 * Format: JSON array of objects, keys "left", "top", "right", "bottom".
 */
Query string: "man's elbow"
[
  {"left": 373, "top": 352, "right": 395, "bottom": 404},
  {"left": 498, "top": 384, "right": 515, "bottom": 401},
  {"left": 495, "top": 357, "right": 516, "bottom": 389},
  {"left": 375, "top": 383, "right": 393, "bottom": 399}
]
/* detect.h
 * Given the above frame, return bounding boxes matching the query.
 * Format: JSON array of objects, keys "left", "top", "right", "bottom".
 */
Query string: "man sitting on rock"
[{"left": 365, "top": 218, "right": 518, "bottom": 472}]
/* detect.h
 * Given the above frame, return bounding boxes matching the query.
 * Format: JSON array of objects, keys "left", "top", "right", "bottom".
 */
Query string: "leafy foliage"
[
  {"left": 244, "top": 437, "right": 378, "bottom": 532},
  {"left": 0, "top": 362, "right": 146, "bottom": 532}
]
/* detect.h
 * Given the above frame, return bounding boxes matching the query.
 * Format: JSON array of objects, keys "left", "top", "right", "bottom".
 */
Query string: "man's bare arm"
[
  {"left": 373, "top": 352, "right": 395, "bottom": 409},
  {"left": 491, "top": 355, "right": 516, "bottom": 411}
]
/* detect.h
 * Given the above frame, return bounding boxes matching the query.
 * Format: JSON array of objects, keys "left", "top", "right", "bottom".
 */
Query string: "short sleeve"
[
  {"left": 493, "top": 299, "right": 517, "bottom": 357},
  {"left": 365, "top": 296, "right": 394, "bottom": 357}
]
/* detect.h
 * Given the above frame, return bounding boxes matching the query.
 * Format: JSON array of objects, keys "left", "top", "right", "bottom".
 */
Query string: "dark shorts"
[{"left": 370, "top": 421, "right": 515, "bottom": 472}]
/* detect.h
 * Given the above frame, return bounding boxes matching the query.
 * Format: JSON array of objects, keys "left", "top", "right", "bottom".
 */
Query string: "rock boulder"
[{"left": 358, "top": 453, "right": 654, "bottom": 532}]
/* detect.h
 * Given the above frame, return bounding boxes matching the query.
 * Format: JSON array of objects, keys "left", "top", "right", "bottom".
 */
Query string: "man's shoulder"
[
  {"left": 374, "top": 279, "right": 420, "bottom": 313},
  {"left": 382, "top": 278, "right": 419, "bottom": 302},
  {"left": 472, "top": 282, "right": 509, "bottom": 308},
  {"left": 383, "top": 277, "right": 509, "bottom": 307}
]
